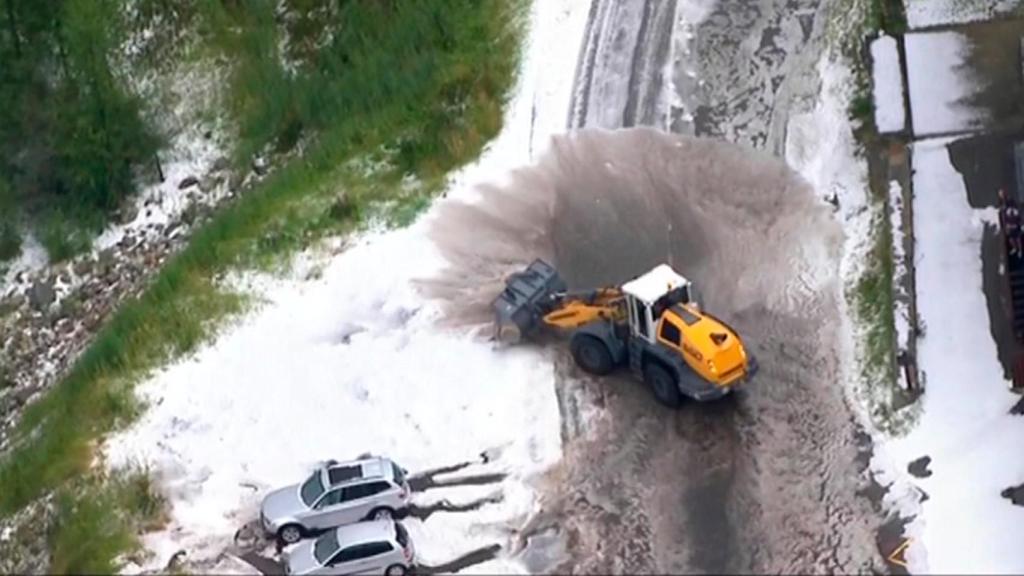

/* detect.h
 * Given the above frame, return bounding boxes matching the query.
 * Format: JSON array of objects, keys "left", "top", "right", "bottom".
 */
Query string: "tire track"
[
  {"left": 553, "top": 0, "right": 884, "bottom": 572},
  {"left": 426, "top": 126, "right": 881, "bottom": 573}
]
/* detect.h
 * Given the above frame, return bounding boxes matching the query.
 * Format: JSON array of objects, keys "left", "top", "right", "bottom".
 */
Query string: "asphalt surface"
[
  {"left": 558, "top": 2, "right": 882, "bottom": 573},
  {"left": 428, "top": 127, "right": 883, "bottom": 573},
  {"left": 430, "top": 0, "right": 886, "bottom": 573}
]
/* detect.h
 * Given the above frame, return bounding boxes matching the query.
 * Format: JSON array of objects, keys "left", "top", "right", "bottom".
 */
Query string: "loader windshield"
[
  {"left": 652, "top": 286, "right": 690, "bottom": 319},
  {"left": 674, "top": 305, "right": 701, "bottom": 326}
]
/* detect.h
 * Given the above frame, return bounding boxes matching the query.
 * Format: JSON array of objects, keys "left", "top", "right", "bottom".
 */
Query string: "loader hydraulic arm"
[
  {"left": 540, "top": 288, "right": 626, "bottom": 330},
  {"left": 492, "top": 259, "right": 628, "bottom": 343}
]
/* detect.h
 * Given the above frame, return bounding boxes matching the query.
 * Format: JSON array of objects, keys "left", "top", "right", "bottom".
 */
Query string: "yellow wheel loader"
[{"left": 492, "top": 259, "right": 758, "bottom": 407}]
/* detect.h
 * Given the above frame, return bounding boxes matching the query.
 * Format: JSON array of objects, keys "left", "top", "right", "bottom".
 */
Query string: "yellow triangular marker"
[{"left": 888, "top": 538, "right": 911, "bottom": 568}]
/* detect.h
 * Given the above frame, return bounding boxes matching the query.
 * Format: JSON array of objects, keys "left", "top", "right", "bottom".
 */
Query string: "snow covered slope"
[{"left": 103, "top": 0, "right": 594, "bottom": 572}]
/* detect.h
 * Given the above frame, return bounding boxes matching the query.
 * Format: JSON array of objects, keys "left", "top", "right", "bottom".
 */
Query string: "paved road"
[{"left": 544, "top": 0, "right": 885, "bottom": 573}]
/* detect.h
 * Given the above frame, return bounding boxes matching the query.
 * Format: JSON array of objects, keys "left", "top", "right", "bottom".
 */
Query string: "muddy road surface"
[
  {"left": 536, "top": 0, "right": 882, "bottom": 572},
  {"left": 428, "top": 0, "right": 884, "bottom": 572},
  {"left": 571, "top": 0, "right": 831, "bottom": 150},
  {"left": 427, "top": 129, "right": 882, "bottom": 573}
]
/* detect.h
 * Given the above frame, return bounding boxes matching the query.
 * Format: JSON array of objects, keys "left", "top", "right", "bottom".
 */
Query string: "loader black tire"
[
  {"left": 570, "top": 334, "right": 614, "bottom": 376},
  {"left": 644, "top": 362, "right": 682, "bottom": 408}
]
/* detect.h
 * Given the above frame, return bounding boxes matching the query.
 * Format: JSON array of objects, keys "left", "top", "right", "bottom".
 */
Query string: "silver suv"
[
  {"left": 285, "top": 519, "right": 416, "bottom": 575},
  {"left": 261, "top": 456, "right": 411, "bottom": 544}
]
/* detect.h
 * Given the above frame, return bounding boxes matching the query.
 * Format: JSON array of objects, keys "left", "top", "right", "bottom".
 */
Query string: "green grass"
[
  {"left": 856, "top": 207, "right": 896, "bottom": 377},
  {"left": 49, "top": 467, "right": 166, "bottom": 574},
  {"left": 0, "top": 1, "right": 526, "bottom": 572},
  {"left": 829, "top": 0, "right": 918, "bottom": 435},
  {"left": 0, "top": 180, "right": 20, "bottom": 262},
  {"left": 0, "top": 222, "right": 20, "bottom": 262},
  {"left": 848, "top": 90, "right": 875, "bottom": 125},
  {"left": 855, "top": 200, "right": 921, "bottom": 436},
  {"left": 866, "top": 0, "right": 907, "bottom": 36},
  {"left": 38, "top": 210, "right": 97, "bottom": 263}
]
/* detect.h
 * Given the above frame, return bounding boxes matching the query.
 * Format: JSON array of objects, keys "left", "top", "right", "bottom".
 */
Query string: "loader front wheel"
[
  {"left": 571, "top": 335, "right": 614, "bottom": 376},
  {"left": 644, "top": 362, "right": 682, "bottom": 408}
]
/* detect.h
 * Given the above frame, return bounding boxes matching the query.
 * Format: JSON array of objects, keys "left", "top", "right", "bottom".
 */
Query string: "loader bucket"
[{"left": 492, "top": 259, "right": 567, "bottom": 343}]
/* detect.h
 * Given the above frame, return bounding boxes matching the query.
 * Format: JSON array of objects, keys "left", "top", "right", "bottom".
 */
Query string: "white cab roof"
[{"left": 620, "top": 264, "right": 690, "bottom": 305}]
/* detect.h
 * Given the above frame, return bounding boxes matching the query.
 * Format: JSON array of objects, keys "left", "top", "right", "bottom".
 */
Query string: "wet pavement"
[
  {"left": 531, "top": 0, "right": 886, "bottom": 572},
  {"left": 690, "top": 0, "right": 826, "bottom": 152},
  {"left": 427, "top": 128, "right": 884, "bottom": 573}
]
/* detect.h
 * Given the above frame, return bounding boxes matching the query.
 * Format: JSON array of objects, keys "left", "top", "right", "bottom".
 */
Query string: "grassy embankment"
[
  {"left": 0, "top": 1, "right": 526, "bottom": 572},
  {"left": 836, "top": 0, "right": 914, "bottom": 433}
]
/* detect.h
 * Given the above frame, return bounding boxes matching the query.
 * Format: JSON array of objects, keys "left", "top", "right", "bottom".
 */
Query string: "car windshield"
[
  {"left": 313, "top": 531, "right": 341, "bottom": 564},
  {"left": 300, "top": 471, "right": 326, "bottom": 507},
  {"left": 391, "top": 462, "right": 405, "bottom": 486}
]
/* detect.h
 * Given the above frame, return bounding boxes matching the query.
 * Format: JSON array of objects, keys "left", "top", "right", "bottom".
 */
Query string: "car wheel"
[
  {"left": 278, "top": 524, "right": 303, "bottom": 545},
  {"left": 369, "top": 507, "right": 394, "bottom": 521},
  {"left": 385, "top": 564, "right": 407, "bottom": 576},
  {"left": 570, "top": 335, "right": 614, "bottom": 375},
  {"left": 644, "top": 362, "right": 682, "bottom": 408}
]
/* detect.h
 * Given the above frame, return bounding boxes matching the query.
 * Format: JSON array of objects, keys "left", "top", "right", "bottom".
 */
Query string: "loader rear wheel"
[
  {"left": 571, "top": 335, "right": 614, "bottom": 375},
  {"left": 644, "top": 362, "right": 682, "bottom": 408}
]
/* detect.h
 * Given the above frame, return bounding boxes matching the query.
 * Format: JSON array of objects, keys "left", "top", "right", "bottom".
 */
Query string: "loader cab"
[{"left": 620, "top": 265, "right": 694, "bottom": 345}]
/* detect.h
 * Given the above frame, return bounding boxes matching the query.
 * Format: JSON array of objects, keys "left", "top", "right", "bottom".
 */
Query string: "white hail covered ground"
[
  {"left": 103, "top": 0, "right": 594, "bottom": 573},
  {"left": 869, "top": 4, "right": 1024, "bottom": 570},
  {"left": 792, "top": 40, "right": 1024, "bottom": 574},
  {"left": 877, "top": 138, "right": 1024, "bottom": 574},
  {"left": 904, "top": 30, "right": 988, "bottom": 138},
  {"left": 869, "top": 35, "right": 905, "bottom": 135},
  {"left": 903, "top": 0, "right": 1022, "bottom": 29}
]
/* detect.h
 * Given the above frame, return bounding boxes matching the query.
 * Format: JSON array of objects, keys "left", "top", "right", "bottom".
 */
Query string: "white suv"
[
  {"left": 284, "top": 519, "right": 416, "bottom": 575},
  {"left": 261, "top": 456, "right": 411, "bottom": 544}
]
